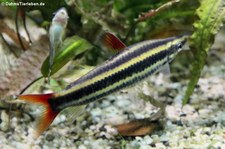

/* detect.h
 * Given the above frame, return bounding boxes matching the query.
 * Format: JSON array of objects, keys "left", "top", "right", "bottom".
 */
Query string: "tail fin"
[{"left": 18, "top": 93, "right": 59, "bottom": 138}]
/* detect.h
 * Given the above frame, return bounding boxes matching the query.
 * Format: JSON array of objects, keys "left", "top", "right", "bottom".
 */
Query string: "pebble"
[
  {"left": 155, "top": 142, "right": 166, "bottom": 149},
  {"left": 198, "top": 109, "right": 211, "bottom": 118},
  {"left": 12, "top": 142, "right": 31, "bottom": 149},
  {"left": 151, "top": 135, "right": 160, "bottom": 143},
  {"left": 166, "top": 104, "right": 182, "bottom": 121},
  {"left": 143, "top": 136, "right": 153, "bottom": 145},
  {"left": 45, "top": 134, "right": 55, "bottom": 141},
  {"left": 99, "top": 131, "right": 111, "bottom": 139},
  {"left": 100, "top": 100, "right": 111, "bottom": 108},
  {"left": 53, "top": 114, "right": 66, "bottom": 125},
  {"left": 78, "top": 144, "right": 87, "bottom": 149},
  {"left": 103, "top": 115, "right": 126, "bottom": 125},
  {"left": 182, "top": 105, "right": 195, "bottom": 115},
  {"left": 129, "top": 140, "right": 141, "bottom": 149},
  {"left": 91, "top": 107, "right": 102, "bottom": 117},
  {"left": 159, "top": 135, "right": 169, "bottom": 143},
  {"left": 0, "top": 110, "right": 9, "bottom": 132},
  {"left": 115, "top": 96, "right": 131, "bottom": 107},
  {"left": 104, "top": 125, "right": 118, "bottom": 135},
  {"left": 43, "top": 145, "right": 50, "bottom": 149},
  {"left": 32, "top": 145, "right": 42, "bottom": 149}
]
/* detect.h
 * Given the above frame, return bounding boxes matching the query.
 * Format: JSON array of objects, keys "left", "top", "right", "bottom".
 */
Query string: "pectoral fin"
[{"left": 160, "top": 62, "right": 171, "bottom": 75}]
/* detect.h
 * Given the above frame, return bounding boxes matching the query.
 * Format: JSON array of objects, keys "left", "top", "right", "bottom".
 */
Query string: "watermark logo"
[{"left": 1, "top": 1, "right": 45, "bottom": 7}]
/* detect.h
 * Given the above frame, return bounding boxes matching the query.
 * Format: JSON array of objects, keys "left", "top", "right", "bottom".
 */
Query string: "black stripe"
[
  {"left": 65, "top": 37, "right": 176, "bottom": 90},
  {"left": 49, "top": 48, "right": 169, "bottom": 111},
  {"left": 82, "top": 63, "right": 161, "bottom": 105}
]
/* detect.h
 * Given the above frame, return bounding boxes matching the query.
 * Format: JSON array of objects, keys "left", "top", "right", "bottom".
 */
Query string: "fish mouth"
[{"left": 54, "top": 17, "right": 68, "bottom": 25}]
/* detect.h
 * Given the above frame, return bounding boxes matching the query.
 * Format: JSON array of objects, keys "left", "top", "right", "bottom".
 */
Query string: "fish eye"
[
  {"left": 59, "top": 11, "right": 65, "bottom": 16},
  {"left": 177, "top": 43, "right": 183, "bottom": 49}
]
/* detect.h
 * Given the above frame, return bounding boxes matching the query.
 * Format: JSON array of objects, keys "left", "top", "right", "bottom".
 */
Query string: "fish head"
[
  {"left": 52, "top": 7, "right": 69, "bottom": 26},
  {"left": 167, "top": 35, "right": 188, "bottom": 62}
]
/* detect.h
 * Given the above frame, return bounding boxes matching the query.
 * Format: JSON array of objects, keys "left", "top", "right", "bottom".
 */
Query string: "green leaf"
[
  {"left": 183, "top": 0, "right": 225, "bottom": 104},
  {"left": 48, "top": 78, "right": 68, "bottom": 92},
  {"left": 41, "top": 35, "right": 92, "bottom": 77}
]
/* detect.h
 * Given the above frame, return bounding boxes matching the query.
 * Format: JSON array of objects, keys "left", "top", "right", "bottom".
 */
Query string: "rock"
[
  {"left": 182, "top": 105, "right": 195, "bottom": 115},
  {"left": 0, "top": 110, "right": 9, "bottom": 132},
  {"left": 155, "top": 142, "right": 166, "bottom": 149},
  {"left": 166, "top": 104, "right": 182, "bottom": 121},
  {"left": 159, "top": 135, "right": 169, "bottom": 143},
  {"left": 143, "top": 136, "right": 153, "bottom": 145},
  {"left": 78, "top": 145, "right": 87, "bottom": 149}
]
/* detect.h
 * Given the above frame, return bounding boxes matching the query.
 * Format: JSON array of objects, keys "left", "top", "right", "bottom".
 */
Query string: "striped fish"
[{"left": 18, "top": 35, "right": 187, "bottom": 137}]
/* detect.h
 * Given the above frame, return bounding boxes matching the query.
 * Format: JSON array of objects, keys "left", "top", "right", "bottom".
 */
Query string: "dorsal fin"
[{"left": 101, "top": 32, "right": 127, "bottom": 52}]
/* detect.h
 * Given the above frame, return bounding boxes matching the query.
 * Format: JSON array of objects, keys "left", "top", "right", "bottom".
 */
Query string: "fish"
[
  {"left": 18, "top": 35, "right": 188, "bottom": 137},
  {"left": 48, "top": 7, "right": 69, "bottom": 78}
]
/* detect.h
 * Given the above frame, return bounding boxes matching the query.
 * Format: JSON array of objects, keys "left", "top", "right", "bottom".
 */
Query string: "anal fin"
[{"left": 62, "top": 105, "right": 86, "bottom": 123}]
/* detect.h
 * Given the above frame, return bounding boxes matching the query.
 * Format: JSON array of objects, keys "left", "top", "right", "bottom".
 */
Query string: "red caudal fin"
[
  {"left": 101, "top": 32, "right": 127, "bottom": 52},
  {"left": 18, "top": 93, "right": 59, "bottom": 138}
]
